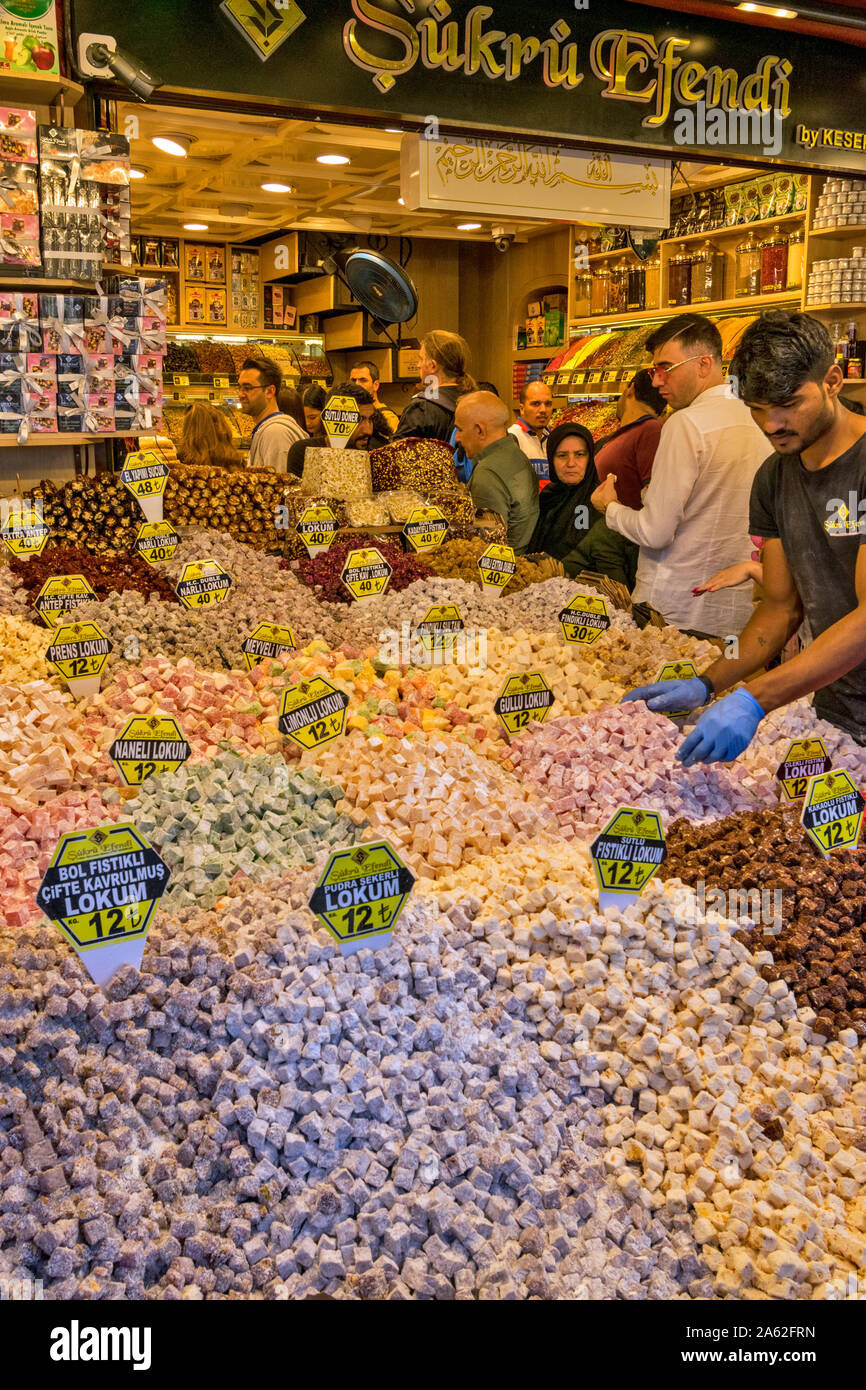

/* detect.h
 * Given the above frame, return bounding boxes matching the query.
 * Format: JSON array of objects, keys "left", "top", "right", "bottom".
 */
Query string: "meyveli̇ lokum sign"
[{"left": 67, "top": 0, "right": 866, "bottom": 172}]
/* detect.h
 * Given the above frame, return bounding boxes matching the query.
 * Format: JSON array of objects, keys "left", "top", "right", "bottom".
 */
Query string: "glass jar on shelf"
[
  {"left": 786, "top": 227, "right": 805, "bottom": 290},
  {"left": 590, "top": 266, "right": 611, "bottom": 316},
  {"left": 735, "top": 231, "right": 761, "bottom": 297},
  {"left": 667, "top": 248, "right": 693, "bottom": 307},
  {"left": 627, "top": 260, "right": 646, "bottom": 311},
  {"left": 760, "top": 225, "right": 789, "bottom": 294},
  {"left": 609, "top": 261, "right": 628, "bottom": 314},
  {"left": 644, "top": 253, "right": 661, "bottom": 308},
  {"left": 574, "top": 268, "right": 592, "bottom": 319},
  {"left": 690, "top": 241, "right": 725, "bottom": 304}
]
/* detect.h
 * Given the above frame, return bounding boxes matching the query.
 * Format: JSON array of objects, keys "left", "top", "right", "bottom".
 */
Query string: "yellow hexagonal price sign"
[
  {"left": 341, "top": 547, "right": 392, "bottom": 600},
  {"left": 135, "top": 521, "right": 179, "bottom": 566},
  {"left": 321, "top": 394, "right": 360, "bottom": 448},
  {"left": 34, "top": 574, "right": 96, "bottom": 628},
  {"left": 478, "top": 542, "right": 516, "bottom": 592},
  {"left": 278, "top": 676, "right": 349, "bottom": 750},
  {"left": 176, "top": 561, "right": 233, "bottom": 609},
  {"left": 776, "top": 737, "right": 833, "bottom": 803},
  {"left": 36, "top": 822, "right": 170, "bottom": 987},
  {"left": 242, "top": 621, "right": 298, "bottom": 671},
  {"left": 309, "top": 840, "right": 415, "bottom": 955},
  {"left": 591, "top": 807, "right": 667, "bottom": 906},
  {"left": 296, "top": 505, "right": 338, "bottom": 557},
  {"left": 1, "top": 501, "right": 49, "bottom": 557},
  {"left": 46, "top": 620, "right": 112, "bottom": 693},
  {"left": 415, "top": 604, "right": 464, "bottom": 655},
  {"left": 403, "top": 505, "right": 449, "bottom": 553},
  {"left": 120, "top": 451, "right": 170, "bottom": 501},
  {"left": 559, "top": 592, "right": 611, "bottom": 646},
  {"left": 494, "top": 671, "right": 555, "bottom": 735},
  {"left": 654, "top": 660, "right": 700, "bottom": 719},
  {"left": 108, "top": 714, "right": 192, "bottom": 787},
  {"left": 801, "top": 770, "right": 865, "bottom": 856}
]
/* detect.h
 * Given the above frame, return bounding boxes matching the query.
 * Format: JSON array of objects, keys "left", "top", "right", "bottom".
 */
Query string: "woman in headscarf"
[{"left": 529, "top": 422, "right": 600, "bottom": 560}]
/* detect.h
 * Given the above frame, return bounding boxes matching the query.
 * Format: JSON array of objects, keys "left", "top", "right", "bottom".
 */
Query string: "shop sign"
[
  {"left": 1, "top": 501, "right": 49, "bottom": 557},
  {"left": 34, "top": 574, "right": 96, "bottom": 628},
  {"left": 135, "top": 521, "right": 179, "bottom": 565},
  {"left": 108, "top": 714, "right": 191, "bottom": 786},
  {"left": 322, "top": 394, "right": 360, "bottom": 450},
  {"left": 45, "top": 619, "right": 112, "bottom": 697},
  {"left": 414, "top": 603, "right": 464, "bottom": 655},
  {"left": 175, "top": 560, "right": 233, "bottom": 608},
  {"left": 36, "top": 822, "right": 170, "bottom": 988},
  {"left": 341, "top": 546, "right": 391, "bottom": 599},
  {"left": 477, "top": 542, "right": 516, "bottom": 591},
  {"left": 655, "top": 660, "right": 699, "bottom": 720},
  {"left": 402, "top": 135, "right": 670, "bottom": 229},
  {"left": 296, "top": 504, "right": 338, "bottom": 556},
  {"left": 403, "top": 505, "right": 448, "bottom": 553},
  {"left": 1, "top": 0, "right": 59, "bottom": 78},
  {"left": 278, "top": 675, "right": 349, "bottom": 750},
  {"left": 591, "top": 806, "right": 667, "bottom": 910},
  {"left": 801, "top": 770, "right": 865, "bottom": 856},
  {"left": 494, "top": 671, "right": 555, "bottom": 735},
  {"left": 242, "top": 620, "right": 297, "bottom": 670},
  {"left": 309, "top": 839, "right": 415, "bottom": 956},
  {"left": 559, "top": 592, "right": 611, "bottom": 645},
  {"left": 776, "top": 737, "right": 832, "bottom": 803}
]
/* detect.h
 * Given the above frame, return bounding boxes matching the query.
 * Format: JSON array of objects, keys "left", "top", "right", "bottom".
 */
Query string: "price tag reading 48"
[
  {"left": 591, "top": 807, "right": 667, "bottom": 911},
  {"left": 278, "top": 676, "right": 349, "bottom": 751},
  {"left": 478, "top": 542, "right": 516, "bottom": 592},
  {"left": 309, "top": 841, "right": 415, "bottom": 956},
  {"left": 801, "top": 770, "right": 865, "bottom": 856}
]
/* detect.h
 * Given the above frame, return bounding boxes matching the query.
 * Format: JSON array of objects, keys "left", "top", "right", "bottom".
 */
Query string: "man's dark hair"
[
  {"left": 645, "top": 313, "right": 722, "bottom": 363},
  {"left": 241, "top": 356, "right": 281, "bottom": 394},
  {"left": 477, "top": 380, "right": 499, "bottom": 396},
  {"left": 351, "top": 360, "right": 380, "bottom": 383},
  {"left": 631, "top": 368, "right": 666, "bottom": 415},
  {"left": 329, "top": 380, "right": 374, "bottom": 408},
  {"left": 730, "top": 311, "right": 835, "bottom": 404},
  {"left": 519, "top": 379, "right": 550, "bottom": 404}
]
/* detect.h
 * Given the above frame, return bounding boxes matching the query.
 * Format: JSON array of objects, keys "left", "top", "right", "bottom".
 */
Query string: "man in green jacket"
[{"left": 456, "top": 391, "right": 540, "bottom": 553}]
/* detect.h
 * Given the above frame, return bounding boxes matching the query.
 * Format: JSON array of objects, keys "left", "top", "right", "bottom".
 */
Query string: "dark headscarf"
[{"left": 529, "top": 422, "right": 601, "bottom": 560}]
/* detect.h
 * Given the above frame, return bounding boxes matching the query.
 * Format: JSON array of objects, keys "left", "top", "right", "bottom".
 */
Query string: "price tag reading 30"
[
  {"left": 591, "top": 807, "right": 667, "bottom": 911},
  {"left": 309, "top": 840, "right": 415, "bottom": 956},
  {"left": 559, "top": 592, "right": 611, "bottom": 646},
  {"left": 278, "top": 676, "right": 349, "bottom": 750}
]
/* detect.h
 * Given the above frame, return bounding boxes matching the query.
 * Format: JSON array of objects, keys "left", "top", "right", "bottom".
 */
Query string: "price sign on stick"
[
  {"left": 46, "top": 621, "right": 112, "bottom": 697},
  {"left": 414, "top": 604, "right": 464, "bottom": 656},
  {"left": 278, "top": 676, "right": 349, "bottom": 750},
  {"left": 559, "top": 592, "right": 611, "bottom": 646},
  {"left": 801, "top": 770, "right": 865, "bottom": 856},
  {"left": 34, "top": 575, "right": 96, "bottom": 628},
  {"left": 297, "top": 505, "right": 338, "bottom": 557},
  {"left": 478, "top": 542, "right": 516, "bottom": 592},
  {"left": 776, "top": 738, "right": 833, "bottom": 803},
  {"left": 242, "top": 622, "right": 297, "bottom": 671},
  {"left": 1, "top": 501, "right": 49, "bottom": 557},
  {"left": 321, "top": 394, "right": 360, "bottom": 451},
  {"left": 591, "top": 807, "right": 667, "bottom": 911},
  {"left": 135, "top": 522, "right": 179, "bottom": 566},
  {"left": 341, "top": 547, "right": 392, "bottom": 600},
  {"left": 494, "top": 672, "right": 555, "bottom": 735},
  {"left": 109, "top": 715, "right": 191, "bottom": 786},
  {"left": 175, "top": 561, "right": 233, "bottom": 609},
  {"left": 309, "top": 840, "right": 415, "bottom": 956}
]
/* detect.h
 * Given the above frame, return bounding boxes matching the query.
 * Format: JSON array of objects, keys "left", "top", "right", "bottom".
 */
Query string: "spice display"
[
  {"left": 760, "top": 226, "right": 789, "bottom": 294},
  {"left": 550, "top": 400, "right": 619, "bottom": 441},
  {"left": 369, "top": 439, "right": 456, "bottom": 492},
  {"left": 293, "top": 539, "right": 432, "bottom": 604},
  {"left": 9, "top": 544, "right": 176, "bottom": 603}
]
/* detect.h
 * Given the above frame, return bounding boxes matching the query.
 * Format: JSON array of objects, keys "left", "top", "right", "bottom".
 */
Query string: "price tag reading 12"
[
  {"left": 801, "top": 770, "right": 865, "bottom": 856},
  {"left": 309, "top": 840, "right": 415, "bottom": 956},
  {"left": 559, "top": 593, "right": 611, "bottom": 646},
  {"left": 591, "top": 807, "right": 667, "bottom": 912},
  {"left": 494, "top": 672, "right": 555, "bottom": 734},
  {"left": 278, "top": 676, "right": 349, "bottom": 750},
  {"left": 478, "top": 543, "right": 516, "bottom": 592},
  {"left": 655, "top": 660, "right": 699, "bottom": 720},
  {"left": 46, "top": 621, "right": 112, "bottom": 697},
  {"left": 776, "top": 737, "right": 832, "bottom": 803},
  {"left": 108, "top": 714, "right": 191, "bottom": 787},
  {"left": 175, "top": 561, "right": 233, "bottom": 609}
]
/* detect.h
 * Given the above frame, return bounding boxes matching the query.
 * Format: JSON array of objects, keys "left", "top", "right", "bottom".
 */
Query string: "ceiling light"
[
  {"left": 398, "top": 197, "right": 405, "bottom": 206},
  {"left": 737, "top": 2, "right": 796, "bottom": 12},
  {"left": 385, "top": 127, "right": 403, "bottom": 134},
  {"left": 317, "top": 153, "right": 350, "bottom": 165},
  {"left": 218, "top": 203, "right": 250, "bottom": 218},
  {"left": 261, "top": 181, "right": 293, "bottom": 193},
  {"left": 128, "top": 166, "right": 146, "bottom": 180},
  {"left": 183, "top": 222, "right": 208, "bottom": 230},
  {"left": 152, "top": 133, "right": 193, "bottom": 157},
  {"left": 457, "top": 222, "right": 482, "bottom": 231}
]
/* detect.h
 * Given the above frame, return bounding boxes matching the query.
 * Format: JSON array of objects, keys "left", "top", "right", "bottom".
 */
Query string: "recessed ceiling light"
[
  {"left": 152, "top": 133, "right": 193, "bottom": 157},
  {"left": 183, "top": 222, "right": 208, "bottom": 230},
  {"left": 261, "top": 181, "right": 293, "bottom": 193},
  {"left": 317, "top": 153, "right": 350, "bottom": 165},
  {"left": 457, "top": 222, "right": 482, "bottom": 231},
  {"left": 128, "top": 166, "right": 146, "bottom": 180},
  {"left": 737, "top": 1, "right": 796, "bottom": 12},
  {"left": 397, "top": 196, "right": 405, "bottom": 206}
]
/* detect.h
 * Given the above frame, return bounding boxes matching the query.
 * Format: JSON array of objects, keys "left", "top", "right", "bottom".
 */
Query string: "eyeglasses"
[
  {"left": 237, "top": 383, "right": 264, "bottom": 395},
  {"left": 651, "top": 353, "right": 706, "bottom": 381}
]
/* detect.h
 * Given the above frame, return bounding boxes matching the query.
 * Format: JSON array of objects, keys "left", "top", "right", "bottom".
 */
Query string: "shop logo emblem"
[{"left": 221, "top": 0, "right": 306, "bottom": 61}]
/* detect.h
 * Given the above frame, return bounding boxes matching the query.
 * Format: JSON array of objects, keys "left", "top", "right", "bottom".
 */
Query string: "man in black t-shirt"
[{"left": 623, "top": 311, "right": 866, "bottom": 762}]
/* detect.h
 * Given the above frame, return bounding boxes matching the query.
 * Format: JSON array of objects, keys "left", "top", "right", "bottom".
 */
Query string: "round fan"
[{"left": 341, "top": 249, "right": 418, "bottom": 324}]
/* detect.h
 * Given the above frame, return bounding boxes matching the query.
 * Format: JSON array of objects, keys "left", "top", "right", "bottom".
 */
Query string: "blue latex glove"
[
  {"left": 676, "top": 689, "right": 765, "bottom": 767},
  {"left": 621, "top": 676, "right": 711, "bottom": 713}
]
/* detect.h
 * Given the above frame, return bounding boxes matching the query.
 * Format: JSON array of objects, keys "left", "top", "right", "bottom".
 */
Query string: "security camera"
[
  {"left": 491, "top": 225, "right": 516, "bottom": 253},
  {"left": 78, "top": 34, "right": 162, "bottom": 101}
]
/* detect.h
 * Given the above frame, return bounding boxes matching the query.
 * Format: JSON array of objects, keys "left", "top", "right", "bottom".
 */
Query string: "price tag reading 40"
[
  {"left": 36, "top": 822, "right": 170, "bottom": 988},
  {"left": 1, "top": 501, "right": 49, "bottom": 557},
  {"left": 591, "top": 807, "right": 667, "bottom": 911},
  {"left": 321, "top": 394, "right": 360, "bottom": 450},
  {"left": 242, "top": 621, "right": 297, "bottom": 672},
  {"left": 403, "top": 505, "right": 448, "bottom": 553},
  {"left": 559, "top": 592, "right": 611, "bottom": 646},
  {"left": 46, "top": 621, "right": 112, "bottom": 697},
  {"left": 278, "top": 676, "right": 349, "bottom": 750},
  {"left": 494, "top": 672, "right": 555, "bottom": 735},
  {"left": 176, "top": 561, "right": 233, "bottom": 609},
  {"left": 801, "top": 770, "right": 865, "bottom": 856},
  {"left": 135, "top": 521, "right": 179, "bottom": 566},
  {"left": 478, "top": 542, "right": 516, "bottom": 592},
  {"left": 776, "top": 737, "right": 833, "bottom": 803},
  {"left": 108, "top": 714, "right": 191, "bottom": 787},
  {"left": 341, "top": 547, "right": 392, "bottom": 600},
  {"left": 309, "top": 840, "right": 415, "bottom": 956},
  {"left": 297, "top": 505, "right": 338, "bottom": 557}
]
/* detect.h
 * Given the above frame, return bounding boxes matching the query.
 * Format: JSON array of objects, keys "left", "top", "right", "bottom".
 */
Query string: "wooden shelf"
[
  {"left": 585, "top": 214, "right": 805, "bottom": 264},
  {"left": 806, "top": 302, "right": 866, "bottom": 312},
  {"left": 0, "top": 274, "right": 101, "bottom": 290},
  {"left": 0, "top": 431, "right": 145, "bottom": 447},
  {"left": 808, "top": 225, "right": 866, "bottom": 239},
  {"left": 513, "top": 347, "right": 564, "bottom": 361},
  {"left": 569, "top": 291, "right": 800, "bottom": 333},
  {"left": 0, "top": 72, "right": 84, "bottom": 105},
  {"left": 101, "top": 263, "right": 180, "bottom": 275}
]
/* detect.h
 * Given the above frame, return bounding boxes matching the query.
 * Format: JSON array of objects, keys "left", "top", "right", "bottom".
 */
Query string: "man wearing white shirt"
[
  {"left": 590, "top": 314, "right": 769, "bottom": 638},
  {"left": 508, "top": 380, "right": 553, "bottom": 483}
]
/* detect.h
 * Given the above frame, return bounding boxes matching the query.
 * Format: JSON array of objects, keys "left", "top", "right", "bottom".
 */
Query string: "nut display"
[
  {"left": 301, "top": 447, "right": 372, "bottom": 500},
  {"left": 369, "top": 439, "right": 456, "bottom": 492}
]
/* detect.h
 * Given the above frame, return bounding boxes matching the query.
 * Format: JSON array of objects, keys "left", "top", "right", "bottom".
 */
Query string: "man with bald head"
[{"left": 457, "top": 391, "right": 540, "bottom": 553}]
